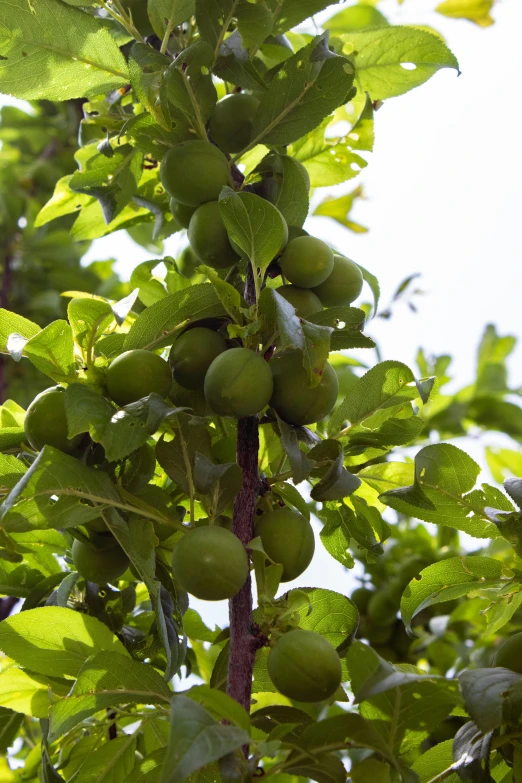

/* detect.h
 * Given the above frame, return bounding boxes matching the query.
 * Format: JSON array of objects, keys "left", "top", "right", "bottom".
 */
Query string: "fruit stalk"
[{"left": 227, "top": 264, "right": 261, "bottom": 714}]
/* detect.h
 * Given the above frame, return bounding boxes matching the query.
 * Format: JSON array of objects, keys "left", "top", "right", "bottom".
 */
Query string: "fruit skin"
[
  {"left": 351, "top": 586, "right": 374, "bottom": 615},
  {"left": 24, "top": 386, "right": 84, "bottom": 454},
  {"left": 115, "top": 443, "right": 156, "bottom": 492},
  {"left": 209, "top": 93, "right": 260, "bottom": 153},
  {"left": 160, "top": 140, "right": 231, "bottom": 207},
  {"left": 171, "top": 525, "right": 249, "bottom": 600},
  {"left": 177, "top": 246, "right": 199, "bottom": 278},
  {"left": 170, "top": 378, "right": 210, "bottom": 416},
  {"left": 312, "top": 255, "right": 363, "bottom": 307},
  {"left": 269, "top": 350, "right": 338, "bottom": 426},
  {"left": 169, "top": 327, "right": 228, "bottom": 390},
  {"left": 256, "top": 509, "right": 315, "bottom": 582},
  {"left": 267, "top": 629, "right": 342, "bottom": 702},
  {"left": 493, "top": 632, "right": 522, "bottom": 674},
  {"left": 170, "top": 198, "right": 197, "bottom": 229},
  {"left": 204, "top": 348, "right": 273, "bottom": 418},
  {"left": 106, "top": 350, "right": 172, "bottom": 407},
  {"left": 276, "top": 285, "right": 322, "bottom": 318},
  {"left": 367, "top": 589, "right": 398, "bottom": 628},
  {"left": 279, "top": 236, "right": 334, "bottom": 289},
  {"left": 72, "top": 536, "right": 130, "bottom": 584},
  {"left": 188, "top": 202, "right": 240, "bottom": 270}
]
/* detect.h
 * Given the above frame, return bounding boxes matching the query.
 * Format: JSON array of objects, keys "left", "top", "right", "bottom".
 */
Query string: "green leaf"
[
  {"left": 459, "top": 668, "right": 522, "bottom": 733},
  {"left": 124, "top": 284, "right": 227, "bottom": 351},
  {"left": 291, "top": 103, "right": 371, "bottom": 188},
  {"left": 251, "top": 33, "right": 355, "bottom": 147},
  {"left": 160, "top": 696, "right": 250, "bottom": 783},
  {"left": 131, "top": 261, "right": 168, "bottom": 307},
  {"left": 69, "top": 145, "right": 141, "bottom": 225},
  {"left": 0, "top": 453, "right": 27, "bottom": 494},
  {"left": 381, "top": 443, "right": 502, "bottom": 540},
  {"left": 0, "top": 309, "right": 40, "bottom": 353},
  {"left": 127, "top": 751, "right": 166, "bottom": 783},
  {"left": 436, "top": 0, "right": 494, "bottom": 27},
  {"left": 310, "top": 447, "right": 362, "bottom": 501},
  {"left": 327, "top": 360, "right": 421, "bottom": 439},
  {"left": 198, "top": 266, "right": 243, "bottom": 324},
  {"left": 475, "top": 324, "right": 515, "bottom": 396},
  {"left": 318, "top": 497, "right": 389, "bottom": 565},
  {"left": 219, "top": 189, "right": 287, "bottom": 279},
  {"left": 268, "top": 0, "right": 338, "bottom": 34},
  {"left": 346, "top": 641, "right": 459, "bottom": 753},
  {"left": 0, "top": 662, "right": 68, "bottom": 718},
  {"left": 187, "top": 684, "right": 250, "bottom": 732},
  {"left": 340, "top": 26, "right": 459, "bottom": 101},
  {"left": 195, "top": 0, "right": 234, "bottom": 49},
  {"left": 34, "top": 176, "right": 92, "bottom": 227},
  {"left": 156, "top": 415, "right": 212, "bottom": 498},
  {"left": 251, "top": 153, "right": 309, "bottom": 229},
  {"left": 67, "top": 298, "right": 115, "bottom": 357},
  {"left": 276, "top": 416, "right": 314, "bottom": 484},
  {"left": 129, "top": 44, "right": 171, "bottom": 130},
  {"left": 74, "top": 735, "right": 137, "bottom": 783},
  {"left": 193, "top": 453, "right": 243, "bottom": 519},
  {"left": 400, "top": 555, "right": 507, "bottom": 634},
  {"left": 166, "top": 42, "right": 217, "bottom": 127},
  {"left": 411, "top": 740, "right": 460, "bottom": 783},
  {"left": 0, "top": 707, "right": 23, "bottom": 754},
  {"left": 0, "top": 446, "right": 123, "bottom": 533},
  {"left": 236, "top": 0, "right": 273, "bottom": 50},
  {"left": 22, "top": 320, "right": 75, "bottom": 383},
  {"left": 307, "top": 306, "right": 374, "bottom": 352},
  {"left": 148, "top": 0, "right": 195, "bottom": 37},
  {"left": 0, "top": 606, "right": 128, "bottom": 677},
  {"left": 293, "top": 711, "right": 393, "bottom": 761},
  {"left": 0, "top": 0, "right": 129, "bottom": 100},
  {"left": 326, "top": 4, "right": 389, "bottom": 33},
  {"left": 49, "top": 651, "right": 171, "bottom": 740},
  {"left": 286, "top": 587, "right": 358, "bottom": 648},
  {"left": 314, "top": 187, "right": 368, "bottom": 233}
]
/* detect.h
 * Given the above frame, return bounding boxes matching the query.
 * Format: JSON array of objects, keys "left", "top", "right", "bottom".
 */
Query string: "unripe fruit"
[
  {"left": 350, "top": 586, "right": 374, "bottom": 615},
  {"left": 115, "top": 443, "right": 156, "bottom": 492},
  {"left": 177, "top": 246, "right": 199, "bottom": 278},
  {"left": 276, "top": 285, "right": 322, "bottom": 318},
  {"left": 493, "top": 632, "right": 522, "bottom": 674},
  {"left": 24, "top": 387, "right": 84, "bottom": 454},
  {"left": 171, "top": 525, "right": 249, "bottom": 600},
  {"left": 72, "top": 536, "right": 129, "bottom": 584},
  {"left": 188, "top": 201, "right": 240, "bottom": 269},
  {"left": 170, "top": 378, "right": 210, "bottom": 416},
  {"left": 169, "top": 327, "right": 228, "bottom": 390},
  {"left": 256, "top": 509, "right": 315, "bottom": 582},
  {"left": 170, "top": 198, "right": 196, "bottom": 229},
  {"left": 267, "top": 629, "right": 342, "bottom": 702},
  {"left": 106, "top": 350, "right": 172, "bottom": 406},
  {"left": 209, "top": 93, "right": 260, "bottom": 153},
  {"left": 312, "top": 255, "right": 363, "bottom": 307},
  {"left": 279, "top": 236, "right": 334, "bottom": 289},
  {"left": 269, "top": 350, "right": 338, "bottom": 426},
  {"left": 367, "top": 590, "right": 398, "bottom": 628},
  {"left": 160, "top": 140, "right": 231, "bottom": 207},
  {"left": 204, "top": 348, "right": 273, "bottom": 418}
]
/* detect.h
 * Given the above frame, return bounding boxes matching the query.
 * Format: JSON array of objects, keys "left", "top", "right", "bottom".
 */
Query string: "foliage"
[{"left": 0, "top": 0, "right": 517, "bottom": 782}]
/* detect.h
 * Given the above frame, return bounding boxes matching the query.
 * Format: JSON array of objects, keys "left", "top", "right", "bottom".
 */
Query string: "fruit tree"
[{"left": 1, "top": 1, "right": 521, "bottom": 782}]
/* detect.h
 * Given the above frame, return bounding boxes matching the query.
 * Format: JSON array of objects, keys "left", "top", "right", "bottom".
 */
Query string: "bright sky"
[{"left": 2, "top": 0, "right": 521, "bottom": 627}]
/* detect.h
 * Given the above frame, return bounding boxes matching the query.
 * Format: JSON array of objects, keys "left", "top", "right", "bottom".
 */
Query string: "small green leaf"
[
  {"left": 0, "top": 309, "right": 40, "bottom": 353},
  {"left": 326, "top": 4, "right": 389, "bottom": 33},
  {"left": 49, "top": 651, "right": 171, "bottom": 740},
  {"left": 124, "top": 284, "right": 227, "bottom": 351},
  {"left": 399, "top": 555, "right": 507, "bottom": 633},
  {"left": 219, "top": 189, "right": 287, "bottom": 280},
  {"left": 0, "top": 0, "right": 129, "bottom": 100},
  {"left": 129, "top": 45, "right": 171, "bottom": 130},
  {"left": 236, "top": 0, "right": 273, "bottom": 50},
  {"left": 251, "top": 33, "right": 355, "bottom": 147},
  {"left": 436, "top": 0, "right": 494, "bottom": 27},
  {"left": 459, "top": 668, "right": 522, "bottom": 733},
  {"left": 341, "top": 26, "right": 459, "bottom": 101},
  {"left": 314, "top": 187, "right": 369, "bottom": 233},
  {"left": 160, "top": 696, "right": 250, "bottom": 783},
  {"left": 0, "top": 606, "right": 128, "bottom": 677}
]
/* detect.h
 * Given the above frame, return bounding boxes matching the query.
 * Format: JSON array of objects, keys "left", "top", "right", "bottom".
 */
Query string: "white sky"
[{"left": 1, "top": 0, "right": 521, "bottom": 626}]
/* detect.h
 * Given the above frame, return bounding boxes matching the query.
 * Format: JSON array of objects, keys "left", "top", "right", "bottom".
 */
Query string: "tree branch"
[{"left": 226, "top": 263, "right": 262, "bottom": 716}]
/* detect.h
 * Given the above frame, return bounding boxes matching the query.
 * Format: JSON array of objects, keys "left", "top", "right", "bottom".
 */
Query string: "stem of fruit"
[{"left": 227, "top": 263, "right": 261, "bottom": 718}]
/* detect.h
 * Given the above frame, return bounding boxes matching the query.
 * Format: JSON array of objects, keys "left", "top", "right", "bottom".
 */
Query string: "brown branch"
[{"left": 226, "top": 263, "right": 262, "bottom": 717}]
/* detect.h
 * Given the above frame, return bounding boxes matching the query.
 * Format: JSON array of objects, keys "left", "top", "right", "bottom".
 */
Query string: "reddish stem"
[{"left": 226, "top": 264, "right": 262, "bottom": 715}]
